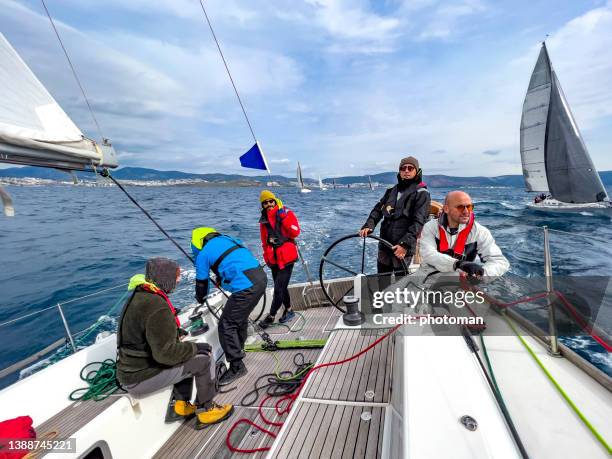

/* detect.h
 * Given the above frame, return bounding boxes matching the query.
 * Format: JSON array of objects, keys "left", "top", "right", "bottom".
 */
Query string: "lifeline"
[{"left": 372, "top": 314, "right": 484, "bottom": 327}]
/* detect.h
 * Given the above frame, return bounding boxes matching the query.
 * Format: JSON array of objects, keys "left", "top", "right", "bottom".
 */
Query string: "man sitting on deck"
[
  {"left": 419, "top": 191, "right": 509, "bottom": 280},
  {"left": 116, "top": 257, "right": 233, "bottom": 429}
]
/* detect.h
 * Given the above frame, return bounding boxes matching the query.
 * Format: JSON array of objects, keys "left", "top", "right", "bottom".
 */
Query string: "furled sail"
[
  {"left": 520, "top": 44, "right": 551, "bottom": 192},
  {"left": 0, "top": 33, "right": 117, "bottom": 171}
]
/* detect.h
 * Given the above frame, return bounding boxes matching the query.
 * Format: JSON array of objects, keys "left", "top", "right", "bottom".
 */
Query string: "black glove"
[
  {"left": 195, "top": 279, "right": 209, "bottom": 304},
  {"left": 454, "top": 261, "right": 484, "bottom": 277},
  {"left": 178, "top": 327, "right": 189, "bottom": 338},
  {"left": 196, "top": 342, "right": 212, "bottom": 355}
]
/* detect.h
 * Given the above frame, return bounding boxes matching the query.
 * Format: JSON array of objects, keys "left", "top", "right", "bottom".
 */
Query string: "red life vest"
[
  {"left": 259, "top": 206, "right": 299, "bottom": 269},
  {"left": 438, "top": 213, "right": 475, "bottom": 259},
  {"left": 0, "top": 416, "right": 35, "bottom": 459},
  {"left": 140, "top": 283, "right": 181, "bottom": 328}
]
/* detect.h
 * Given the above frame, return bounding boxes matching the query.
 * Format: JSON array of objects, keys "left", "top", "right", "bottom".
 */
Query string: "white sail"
[
  {"left": 318, "top": 175, "right": 324, "bottom": 190},
  {"left": 0, "top": 33, "right": 117, "bottom": 171},
  {"left": 520, "top": 44, "right": 551, "bottom": 192}
]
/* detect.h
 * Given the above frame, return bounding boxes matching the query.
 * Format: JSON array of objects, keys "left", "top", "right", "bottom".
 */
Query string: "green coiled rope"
[{"left": 69, "top": 359, "right": 122, "bottom": 401}]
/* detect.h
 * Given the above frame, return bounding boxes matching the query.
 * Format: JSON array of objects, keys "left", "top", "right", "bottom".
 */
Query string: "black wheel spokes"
[
  {"left": 319, "top": 233, "right": 409, "bottom": 313},
  {"left": 360, "top": 237, "right": 366, "bottom": 274},
  {"left": 321, "top": 256, "right": 358, "bottom": 276},
  {"left": 334, "top": 284, "right": 354, "bottom": 307}
]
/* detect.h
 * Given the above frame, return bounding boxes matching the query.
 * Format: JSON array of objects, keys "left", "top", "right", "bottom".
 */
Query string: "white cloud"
[
  {"left": 417, "top": 0, "right": 487, "bottom": 40},
  {"left": 2, "top": 0, "right": 611, "bottom": 177},
  {"left": 544, "top": 2, "right": 612, "bottom": 128}
]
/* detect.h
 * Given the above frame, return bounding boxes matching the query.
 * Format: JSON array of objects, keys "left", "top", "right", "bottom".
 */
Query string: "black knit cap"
[
  {"left": 399, "top": 156, "right": 419, "bottom": 170},
  {"left": 146, "top": 257, "right": 180, "bottom": 293}
]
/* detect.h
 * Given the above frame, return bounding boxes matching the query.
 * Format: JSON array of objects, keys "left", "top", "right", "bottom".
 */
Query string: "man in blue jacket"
[{"left": 191, "top": 227, "right": 267, "bottom": 385}]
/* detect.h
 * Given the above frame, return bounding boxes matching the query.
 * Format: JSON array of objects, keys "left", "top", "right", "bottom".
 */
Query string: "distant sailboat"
[
  {"left": 318, "top": 175, "right": 326, "bottom": 191},
  {"left": 520, "top": 42, "right": 611, "bottom": 213},
  {"left": 368, "top": 175, "right": 375, "bottom": 191},
  {"left": 332, "top": 178, "right": 337, "bottom": 190},
  {"left": 296, "top": 161, "right": 311, "bottom": 193},
  {"left": 0, "top": 33, "right": 118, "bottom": 216}
]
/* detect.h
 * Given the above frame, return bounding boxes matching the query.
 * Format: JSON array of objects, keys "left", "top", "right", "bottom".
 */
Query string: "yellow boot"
[
  {"left": 175, "top": 400, "right": 196, "bottom": 417},
  {"left": 165, "top": 399, "right": 196, "bottom": 423},
  {"left": 195, "top": 402, "right": 234, "bottom": 429}
]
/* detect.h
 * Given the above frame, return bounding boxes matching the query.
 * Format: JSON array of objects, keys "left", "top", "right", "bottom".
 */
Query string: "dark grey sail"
[
  {"left": 545, "top": 71, "right": 608, "bottom": 203},
  {"left": 520, "top": 44, "right": 552, "bottom": 192}
]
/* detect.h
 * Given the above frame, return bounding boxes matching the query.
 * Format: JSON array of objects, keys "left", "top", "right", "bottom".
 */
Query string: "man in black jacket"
[
  {"left": 359, "top": 156, "right": 431, "bottom": 273},
  {"left": 117, "top": 257, "right": 233, "bottom": 430}
]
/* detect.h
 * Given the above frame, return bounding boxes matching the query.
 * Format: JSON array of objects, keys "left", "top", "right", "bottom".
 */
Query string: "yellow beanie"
[{"left": 260, "top": 190, "right": 276, "bottom": 203}]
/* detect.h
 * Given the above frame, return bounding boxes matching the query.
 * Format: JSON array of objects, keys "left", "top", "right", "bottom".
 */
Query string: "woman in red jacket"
[{"left": 258, "top": 190, "right": 300, "bottom": 328}]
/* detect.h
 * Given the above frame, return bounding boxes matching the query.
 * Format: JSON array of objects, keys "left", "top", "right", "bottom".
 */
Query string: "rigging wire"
[
  {"left": 102, "top": 171, "right": 194, "bottom": 264},
  {"left": 197, "top": 0, "right": 257, "bottom": 144},
  {"left": 40, "top": 0, "right": 104, "bottom": 141}
]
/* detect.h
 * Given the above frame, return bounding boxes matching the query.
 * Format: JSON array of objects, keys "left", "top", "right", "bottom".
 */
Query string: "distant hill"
[
  {"left": 1, "top": 166, "right": 611, "bottom": 187},
  {"left": 326, "top": 172, "right": 526, "bottom": 188}
]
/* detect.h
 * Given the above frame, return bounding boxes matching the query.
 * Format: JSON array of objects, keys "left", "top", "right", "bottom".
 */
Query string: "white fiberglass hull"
[
  {"left": 528, "top": 199, "right": 612, "bottom": 214},
  {"left": 300, "top": 188, "right": 311, "bottom": 193}
]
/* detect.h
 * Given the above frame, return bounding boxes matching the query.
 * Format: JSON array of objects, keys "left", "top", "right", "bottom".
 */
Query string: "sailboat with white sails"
[
  {"left": 296, "top": 161, "right": 311, "bottom": 193},
  {"left": 520, "top": 42, "right": 611, "bottom": 213}
]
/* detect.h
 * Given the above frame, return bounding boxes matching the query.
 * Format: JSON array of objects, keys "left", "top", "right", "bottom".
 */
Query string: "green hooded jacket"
[{"left": 116, "top": 274, "right": 196, "bottom": 385}]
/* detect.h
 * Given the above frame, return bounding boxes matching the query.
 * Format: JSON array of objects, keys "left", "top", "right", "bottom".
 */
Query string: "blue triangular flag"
[{"left": 239, "top": 142, "right": 269, "bottom": 172}]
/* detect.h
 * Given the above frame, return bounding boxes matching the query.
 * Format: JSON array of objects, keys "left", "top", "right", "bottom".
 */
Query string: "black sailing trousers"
[
  {"left": 269, "top": 263, "right": 294, "bottom": 317},
  {"left": 218, "top": 266, "right": 267, "bottom": 363}
]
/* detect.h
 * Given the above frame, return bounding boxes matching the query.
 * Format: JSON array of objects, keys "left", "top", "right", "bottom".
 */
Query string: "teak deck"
[{"left": 37, "top": 305, "right": 393, "bottom": 458}]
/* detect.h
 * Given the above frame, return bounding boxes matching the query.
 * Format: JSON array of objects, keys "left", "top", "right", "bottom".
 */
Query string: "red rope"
[
  {"left": 225, "top": 323, "right": 402, "bottom": 453},
  {"left": 554, "top": 291, "right": 612, "bottom": 352},
  {"left": 460, "top": 276, "right": 611, "bottom": 352},
  {"left": 225, "top": 417, "right": 277, "bottom": 453}
]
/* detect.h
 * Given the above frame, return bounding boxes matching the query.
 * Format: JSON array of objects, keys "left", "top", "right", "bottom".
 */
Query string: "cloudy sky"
[{"left": 1, "top": 0, "right": 611, "bottom": 178}]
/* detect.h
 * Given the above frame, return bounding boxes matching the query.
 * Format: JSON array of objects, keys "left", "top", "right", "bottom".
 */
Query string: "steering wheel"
[{"left": 318, "top": 233, "right": 409, "bottom": 313}]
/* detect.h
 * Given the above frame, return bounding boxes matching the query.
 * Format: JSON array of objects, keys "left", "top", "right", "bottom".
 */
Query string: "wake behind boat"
[{"left": 520, "top": 42, "right": 611, "bottom": 213}]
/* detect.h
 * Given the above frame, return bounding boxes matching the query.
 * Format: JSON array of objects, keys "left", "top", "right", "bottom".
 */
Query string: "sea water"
[{"left": 1, "top": 183, "right": 611, "bottom": 388}]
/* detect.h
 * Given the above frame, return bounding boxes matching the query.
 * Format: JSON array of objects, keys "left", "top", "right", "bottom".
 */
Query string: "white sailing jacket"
[{"left": 419, "top": 217, "right": 510, "bottom": 277}]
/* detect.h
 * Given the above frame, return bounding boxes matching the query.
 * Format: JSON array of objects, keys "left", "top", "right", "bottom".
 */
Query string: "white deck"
[{"left": 479, "top": 314, "right": 611, "bottom": 458}]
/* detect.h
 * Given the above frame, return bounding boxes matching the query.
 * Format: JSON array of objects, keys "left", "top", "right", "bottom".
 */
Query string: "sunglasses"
[
  {"left": 262, "top": 199, "right": 276, "bottom": 206},
  {"left": 455, "top": 204, "right": 474, "bottom": 212},
  {"left": 399, "top": 165, "right": 416, "bottom": 172}
]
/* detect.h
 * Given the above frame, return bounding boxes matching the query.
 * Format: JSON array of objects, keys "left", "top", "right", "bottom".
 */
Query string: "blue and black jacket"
[{"left": 192, "top": 232, "right": 260, "bottom": 294}]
